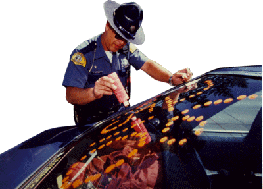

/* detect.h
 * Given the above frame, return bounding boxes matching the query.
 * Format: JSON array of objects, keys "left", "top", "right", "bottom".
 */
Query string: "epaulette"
[
  {"left": 77, "top": 41, "right": 97, "bottom": 55},
  {"left": 129, "top": 43, "right": 137, "bottom": 53}
]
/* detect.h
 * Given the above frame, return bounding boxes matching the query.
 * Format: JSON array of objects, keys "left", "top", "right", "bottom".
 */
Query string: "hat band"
[{"left": 113, "top": 13, "right": 136, "bottom": 40}]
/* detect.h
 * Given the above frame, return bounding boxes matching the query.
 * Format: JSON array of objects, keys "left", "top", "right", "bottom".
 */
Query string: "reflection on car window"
[
  {"left": 171, "top": 76, "right": 261, "bottom": 139},
  {"left": 35, "top": 74, "right": 261, "bottom": 189}
]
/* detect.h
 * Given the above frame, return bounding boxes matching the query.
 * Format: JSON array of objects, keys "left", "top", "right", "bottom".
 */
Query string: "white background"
[{"left": 0, "top": 0, "right": 262, "bottom": 154}]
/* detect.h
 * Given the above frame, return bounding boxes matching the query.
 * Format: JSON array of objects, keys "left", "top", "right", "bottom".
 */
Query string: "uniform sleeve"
[
  {"left": 128, "top": 43, "right": 149, "bottom": 70},
  {"left": 62, "top": 50, "right": 89, "bottom": 88}
]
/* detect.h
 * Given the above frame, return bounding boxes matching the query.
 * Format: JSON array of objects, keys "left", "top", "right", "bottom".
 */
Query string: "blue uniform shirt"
[{"left": 62, "top": 34, "right": 149, "bottom": 113}]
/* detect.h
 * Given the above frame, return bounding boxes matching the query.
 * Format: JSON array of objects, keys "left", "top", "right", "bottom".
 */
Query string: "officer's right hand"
[{"left": 93, "top": 76, "right": 117, "bottom": 99}]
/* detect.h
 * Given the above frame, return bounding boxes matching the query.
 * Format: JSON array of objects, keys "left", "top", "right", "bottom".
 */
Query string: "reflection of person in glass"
[
  {"left": 64, "top": 139, "right": 161, "bottom": 189},
  {"left": 62, "top": 0, "right": 193, "bottom": 126}
]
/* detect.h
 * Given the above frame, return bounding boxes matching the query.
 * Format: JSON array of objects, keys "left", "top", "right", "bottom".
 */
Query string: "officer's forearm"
[
  {"left": 66, "top": 87, "right": 96, "bottom": 105},
  {"left": 141, "top": 59, "right": 172, "bottom": 83}
]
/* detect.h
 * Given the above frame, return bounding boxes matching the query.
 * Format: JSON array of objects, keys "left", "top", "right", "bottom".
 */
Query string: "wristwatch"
[{"left": 168, "top": 76, "right": 174, "bottom": 86}]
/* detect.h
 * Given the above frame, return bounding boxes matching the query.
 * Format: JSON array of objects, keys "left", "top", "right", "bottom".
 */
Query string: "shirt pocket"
[{"left": 87, "top": 71, "right": 105, "bottom": 87}]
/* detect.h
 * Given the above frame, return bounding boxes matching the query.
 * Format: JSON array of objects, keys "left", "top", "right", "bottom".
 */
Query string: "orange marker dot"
[
  {"left": 187, "top": 116, "right": 195, "bottom": 122},
  {"left": 237, "top": 95, "right": 247, "bottom": 100},
  {"left": 179, "top": 138, "right": 187, "bottom": 146},
  {"left": 197, "top": 91, "right": 203, "bottom": 95},
  {"left": 168, "top": 107, "right": 174, "bottom": 112},
  {"left": 172, "top": 116, "right": 179, "bottom": 121},
  {"left": 166, "top": 99, "right": 173, "bottom": 105},
  {"left": 205, "top": 80, "right": 213, "bottom": 84},
  {"left": 139, "top": 136, "right": 147, "bottom": 142},
  {"left": 80, "top": 155, "right": 87, "bottom": 161},
  {"left": 182, "top": 115, "right": 190, "bottom": 121},
  {"left": 98, "top": 144, "right": 105, "bottom": 150},
  {"left": 165, "top": 96, "right": 171, "bottom": 100},
  {"left": 85, "top": 173, "right": 101, "bottom": 183},
  {"left": 122, "top": 128, "right": 128, "bottom": 132},
  {"left": 99, "top": 138, "right": 105, "bottom": 143},
  {"left": 204, "top": 101, "right": 212, "bottom": 106},
  {"left": 90, "top": 149, "right": 96, "bottom": 154},
  {"left": 203, "top": 87, "right": 210, "bottom": 91},
  {"left": 136, "top": 132, "right": 143, "bottom": 137},
  {"left": 131, "top": 132, "right": 137, "bottom": 137},
  {"left": 199, "top": 121, "right": 207, "bottom": 127},
  {"left": 72, "top": 179, "right": 82, "bottom": 188},
  {"left": 131, "top": 123, "right": 137, "bottom": 128},
  {"left": 162, "top": 128, "right": 170, "bottom": 133},
  {"left": 122, "top": 135, "right": 128, "bottom": 140},
  {"left": 248, "top": 94, "right": 258, "bottom": 99},
  {"left": 71, "top": 162, "right": 79, "bottom": 168},
  {"left": 180, "top": 98, "right": 185, "bottom": 102},
  {"left": 195, "top": 116, "right": 204, "bottom": 122},
  {"left": 101, "top": 124, "right": 114, "bottom": 134},
  {"left": 166, "top": 121, "right": 174, "bottom": 127},
  {"left": 105, "top": 164, "right": 115, "bottom": 173},
  {"left": 195, "top": 128, "right": 204, "bottom": 136},
  {"left": 193, "top": 104, "right": 201, "bottom": 109},
  {"left": 138, "top": 141, "right": 146, "bottom": 147},
  {"left": 90, "top": 142, "right": 96, "bottom": 147},
  {"left": 214, "top": 99, "right": 222, "bottom": 105},
  {"left": 148, "top": 116, "right": 154, "bottom": 120},
  {"left": 167, "top": 138, "right": 176, "bottom": 145},
  {"left": 107, "top": 135, "right": 112, "bottom": 140},
  {"left": 106, "top": 140, "right": 112, "bottom": 146},
  {"left": 114, "top": 132, "right": 120, "bottom": 136},
  {"left": 182, "top": 109, "right": 189, "bottom": 114},
  {"left": 142, "top": 132, "right": 148, "bottom": 137},
  {"left": 189, "top": 94, "right": 195, "bottom": 98},
  {"left": 116, "top": 159, "right": 125, "bottom": 167},
  {"left": 66, "top": 170, "right": 73, "bottom": 175},
  {"left": 224, "top": 98, "right": 233, "bottom": 103},
  {"left": 62, "top": 176, "right": 69, "bottom": 183},
  {"left": 160, "top": 136, "right": 168, "bottom": 143},
  {"left": 61, "top": 182, "right": 71, "bottom": 189},
  {"left": 116, "top": 136, "right": 122, "bottom": 141},
  {"left": 128, "top": 149, "right": 138, "bottom": 157},
  {"left": 94, "top": 173, "right": 102, "bottom": 180}
]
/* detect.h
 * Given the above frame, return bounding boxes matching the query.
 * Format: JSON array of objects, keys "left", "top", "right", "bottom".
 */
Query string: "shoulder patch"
[
  {"left": 71, "top": 52, "right": 86, "bottom": 67},
  {"left": 129, "top": 43, "right": 137, "bottom": 53}
]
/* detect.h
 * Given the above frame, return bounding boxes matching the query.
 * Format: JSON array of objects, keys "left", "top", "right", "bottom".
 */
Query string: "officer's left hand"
[{"left": 172, "top": 68, "right": 193, "bottom": 86}]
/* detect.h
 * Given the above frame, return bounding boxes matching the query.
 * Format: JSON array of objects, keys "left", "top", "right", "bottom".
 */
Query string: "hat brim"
[{"left": 104, "top": 0, "right": 145, "bottom": 45}]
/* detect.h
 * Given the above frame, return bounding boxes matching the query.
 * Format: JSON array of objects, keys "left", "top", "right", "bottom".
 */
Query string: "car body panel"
[{"left": 0, "top": 126, "right": 89, "bottom": 189}]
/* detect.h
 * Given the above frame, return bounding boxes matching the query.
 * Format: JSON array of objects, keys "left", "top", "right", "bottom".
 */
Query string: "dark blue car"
[{"left": 0, "top": 65, "right": 261, "bottom": 189}]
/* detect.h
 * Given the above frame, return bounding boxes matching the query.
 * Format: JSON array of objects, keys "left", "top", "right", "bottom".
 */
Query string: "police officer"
[{"left": 62, "top": 0, "right": 192, "bottom": 126}]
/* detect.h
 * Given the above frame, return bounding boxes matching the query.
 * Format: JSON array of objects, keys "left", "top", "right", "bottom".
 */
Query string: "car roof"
[{"left": 206, "top": 65, "right": 262, "bottom": 77}]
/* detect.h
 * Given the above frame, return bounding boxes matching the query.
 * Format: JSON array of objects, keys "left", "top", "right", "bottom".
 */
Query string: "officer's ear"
[{"left": 105, "top": 21, "right": 110, "bottom": 32}]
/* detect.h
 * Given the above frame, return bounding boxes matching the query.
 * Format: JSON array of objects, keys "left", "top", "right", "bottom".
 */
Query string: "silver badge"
[
  {"left": 130, "top": 25, "right": 136, "bottom": 33},
  {"left": 121, "top": 59, "right": 130, "bottom": 68}
]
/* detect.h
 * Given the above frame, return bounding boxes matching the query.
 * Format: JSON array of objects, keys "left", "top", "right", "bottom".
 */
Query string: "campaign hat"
[{"left": 104, "top": 0, "right": 145, "bottom": 45}]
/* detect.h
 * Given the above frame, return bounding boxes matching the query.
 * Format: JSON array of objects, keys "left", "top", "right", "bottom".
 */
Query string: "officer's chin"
[{"left": 112, "top": 45, "right": 123, "bottom": 52}]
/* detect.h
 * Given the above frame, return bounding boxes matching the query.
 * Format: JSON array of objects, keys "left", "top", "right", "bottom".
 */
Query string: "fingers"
[
  {"left": 93, "top": 76, "right": 117, "bottom": 99},
  {"left": 178, "top": 68, "right": 193, "bottom": 81},
  {"left": 172, "top": 68, "right": 193, "bottom": 86}
]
